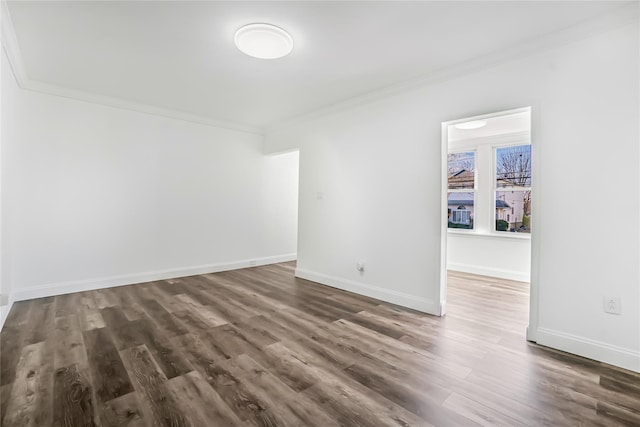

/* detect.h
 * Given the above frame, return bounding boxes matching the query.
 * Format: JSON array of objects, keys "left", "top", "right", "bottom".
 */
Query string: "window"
[
  {"left": 495, "top": 145, "right": 531, "bottom": 233},
  {"left": 447, "top": 110, "right": 532, "bottom": 238},
  {"left": 448, "top": 152, "right": 475, "bottom": 230},
  {"left": 452, "top": 208, "right": 471, "bottom": 225}
]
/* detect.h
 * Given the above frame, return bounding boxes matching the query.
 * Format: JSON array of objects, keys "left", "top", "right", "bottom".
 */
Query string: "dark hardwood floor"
[{"left": 1, "top": 262, "right": 639, "bottom": 426}]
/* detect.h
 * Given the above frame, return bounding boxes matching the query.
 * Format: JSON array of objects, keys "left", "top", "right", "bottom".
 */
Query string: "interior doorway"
[
  {"left": 265, "top": 149, "right": 300, "bottom": 260},
  {"left": 440, "top": 107, "right": 537, "bottom": 341}
]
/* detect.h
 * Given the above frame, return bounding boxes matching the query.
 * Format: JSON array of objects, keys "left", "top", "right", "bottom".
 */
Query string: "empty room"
[{"left": 1, "top": 1, "right": 639, "bottom": 426}]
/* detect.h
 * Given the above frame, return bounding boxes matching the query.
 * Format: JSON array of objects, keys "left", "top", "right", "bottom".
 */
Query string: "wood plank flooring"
[{"left": 1, "top": 263, "right": 639, "bottom": 426}]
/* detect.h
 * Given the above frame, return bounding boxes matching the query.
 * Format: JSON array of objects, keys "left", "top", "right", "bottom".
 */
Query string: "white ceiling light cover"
[
  {"left": 234, "top": 23, "right": 293, "bottom": 59},
  {"left": 454, "top": 120, "right": 487, "bottom": 130}
]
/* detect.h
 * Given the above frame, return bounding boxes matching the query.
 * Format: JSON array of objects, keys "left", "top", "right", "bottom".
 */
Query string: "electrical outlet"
[
  {"left": 356, "top": 261, "right": 365, "bottom": 273},
  {"left": 249, "top": 260, "right": 257, "bottom": 266},
  {"left": 603, "top": 296, "right": 621, "bottom": 315},
  {"left": 0, "top": 293, "right": 7, "bottom": 306}
]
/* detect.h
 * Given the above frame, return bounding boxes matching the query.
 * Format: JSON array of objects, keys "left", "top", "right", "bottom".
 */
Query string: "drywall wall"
[
  {"left": 447, "top": 234, "right": 530, "bottom": 282},
  {"left": 265, "top": 21, "right": 639, "bottom": 371},
  {"left": 293, "top": 117, "right": 443, "bottom": 313},
  {"left": 1, "top": 49, "right": 298, "bottom": 311},
  {"left": 1, "top": 48, "right": 18, "bottom": 327}
]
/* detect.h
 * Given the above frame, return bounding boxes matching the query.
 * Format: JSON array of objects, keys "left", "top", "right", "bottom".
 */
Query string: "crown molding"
[
  {"left": 0, "top": 1, "right": 264, "bottom": 136},
  {"left": 21, "top": 80, "right": 265, "bottom": 135},
  {"left": 1, "top": 0, "right": 27, "bottom": 87},
  {"left": 265, "top": 2, "right": 639, "bottom": 134},
  {"left": 2, "top": 1, "right": 637, "bottom": 137}
]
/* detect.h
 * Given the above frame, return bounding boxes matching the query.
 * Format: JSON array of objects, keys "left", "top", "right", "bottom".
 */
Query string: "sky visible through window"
[
  {"left": 447, "top": 152, "right": 475, "bottom": 190},
  {"left": 496, "top": 145, "right": 531, "bottom": 188}
]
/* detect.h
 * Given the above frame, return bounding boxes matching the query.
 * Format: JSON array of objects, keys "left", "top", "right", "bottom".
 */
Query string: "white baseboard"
[
  {"left": 295, "top": 268, "right": 443, "bottom": 316},
  {"left": 447, "top": 262, "right": 530, "bottom": 283},
  {"left": 535, "top": 327, "right": 640, "bottom": 373},
  {"left": 0, "top": 299, "right": 14, "bottom": 331},
  {"left": 8, "top": 253, "right": 297, "bottom": 304}
]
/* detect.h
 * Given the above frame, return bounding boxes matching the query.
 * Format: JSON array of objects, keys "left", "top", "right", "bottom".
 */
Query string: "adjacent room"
[
  {"left": 446, "top": 109, "right": 532, "bottom": 284},
  {"left": 1, "top": 1, "right": 638, "bottom": 426}
]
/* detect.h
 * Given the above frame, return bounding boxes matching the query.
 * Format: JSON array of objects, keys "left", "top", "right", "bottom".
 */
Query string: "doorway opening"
[
  {"left": 265, "top": 149, "right": 300, "bottom": 262},
  {"left": 440, "top": 107, "right": 537, "bottom": 341}
]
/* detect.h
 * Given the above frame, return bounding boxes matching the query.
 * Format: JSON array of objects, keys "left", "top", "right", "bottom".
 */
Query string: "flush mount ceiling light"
[
  {"left": 234, "top": 23, "right": 293, "bottom": 59},
  {"left": 454, "top": 120, "right": 487, "bottom": 130}
]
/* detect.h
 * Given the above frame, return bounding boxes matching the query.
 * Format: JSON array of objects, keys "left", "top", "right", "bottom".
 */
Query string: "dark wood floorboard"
[
  {"left": 52, "top": 364, "right": 97, "bottom": 426},
  {"left": 1, "top": 262, "right": 639, "bottom": 426}
]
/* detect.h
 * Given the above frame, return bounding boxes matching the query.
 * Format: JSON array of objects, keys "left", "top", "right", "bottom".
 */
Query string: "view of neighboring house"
[
  {"left": 448, "top": 168, "right": 475, "bottom": 190},
  {"left": 447, "top": 145, "right": 531, "bottom": 232},
  {"left": 496, "top": 190, "right": 530, "bottom": 230},
  {"left": 447, "top": 191, "right": 514, "bottom": 229},
  {"left": 447, "top": 191, "right": 475, "bottom": 228},
  {"left": 447, "top": 155, "right": 476, "bottom": 229},
  {"left": 495, "top": 145, "right": 532, "bottom": 232}
]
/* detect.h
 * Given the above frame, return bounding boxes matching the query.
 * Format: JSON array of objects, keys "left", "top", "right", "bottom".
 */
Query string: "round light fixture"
[
  {"left": 454, "top": 120, "right": 487, "bottom": 130},
  {"left": 234, "top": 23, "right": 293, "bottom": 59}
]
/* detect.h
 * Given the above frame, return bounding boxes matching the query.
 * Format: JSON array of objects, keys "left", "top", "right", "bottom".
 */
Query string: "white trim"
[
  {"left": 295, "top": 268, "right": 443, "bottom": 316},
  {"left": 8, "top": 254, "right": 296, "bottom": 303},
  {"left": 0, "top": 0, "right": 26, "bottom": 87},
  {"left": 527, "top": 102, "right": 543, "bottom": 343},
  {"left": 447, "top": 229, "right": 531, "bottom": 240},
  {"left": 449, "top": 131, "right": 530, "bottom": 151},
  {"left": 267, "top": 4, "right": 639, "bottom": 134},
  {"left": 0, "top": 2, "right": 263, "bottom": 136},
  {"left": 0, "top": 299, "right": 14, "bottom": 331},
  {"left": 22, "top": 80, "right": 264, "bottom": 135},
  {"left": 447, "top": 262, "right": 530, "bottom": 283},
  {"left": 440, "top": 122, "right": 450, "bottom": 315},
  {"left": 446, "top": 229, "right": 476, "bottom": 236},
  {"left": 535, "top": 327, "right": 640, "bottom": 373}
]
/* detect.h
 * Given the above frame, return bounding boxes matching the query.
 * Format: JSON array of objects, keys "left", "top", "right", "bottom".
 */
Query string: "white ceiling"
[
  {"left": 448, "top": 111, "right": 531, "bottom": 142},
  {"left": 5, "top": 1, "right": 630, "bottom": 131}
]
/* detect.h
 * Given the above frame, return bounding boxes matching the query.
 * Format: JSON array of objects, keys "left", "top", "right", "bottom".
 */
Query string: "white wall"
[
  {"left": 291, "top": 104, "right": 444, "bottom": 313},
  {"left": 265, "top": 22, "right": 639, "bottom": 371},
  {"left": 1, "top": 49, "right": 298, "bottom": 315},
  {"left": 1, "top": 47, "right": 19, "bottom": 326},
  {"left": 0, "top": 5, "right": 4, "bottom": 326},
  {"left": 447, "top": 234, "right": 530, "bottom": 282}
]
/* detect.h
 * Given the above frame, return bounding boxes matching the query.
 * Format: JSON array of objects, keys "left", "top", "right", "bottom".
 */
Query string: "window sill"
[{"left": 447, "top": 229, "right": 531, "bottom": 240}]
